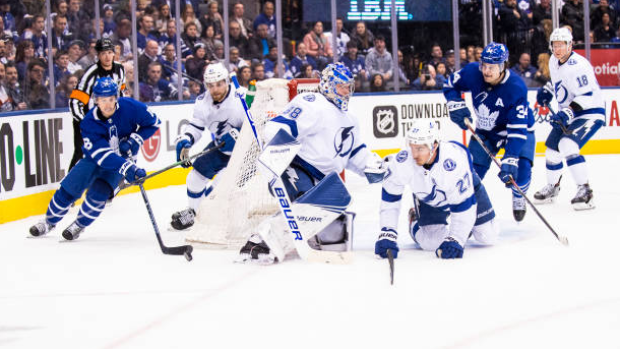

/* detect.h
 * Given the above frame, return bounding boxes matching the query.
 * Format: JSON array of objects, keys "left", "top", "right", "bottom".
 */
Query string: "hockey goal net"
[{"left": 186, "top": 78, "right": 320, "bottom": 248}]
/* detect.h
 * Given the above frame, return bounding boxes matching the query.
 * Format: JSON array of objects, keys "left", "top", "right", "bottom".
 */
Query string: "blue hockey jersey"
[
  {"left": 443, "top": 62, "right": 535, "bottom": 158},
  {"left": 80, "top": 97, "right": 161, "bottom": 173}
]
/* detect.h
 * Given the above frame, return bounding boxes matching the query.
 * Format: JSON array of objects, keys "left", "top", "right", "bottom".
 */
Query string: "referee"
[{"left": 68, "top": 38, "right": 126, "bottom": 170}]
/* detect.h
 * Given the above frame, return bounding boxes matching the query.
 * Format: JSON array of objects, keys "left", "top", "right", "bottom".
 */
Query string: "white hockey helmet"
[
  {"left": 549, "top": 27, "right": 573, "bottom": 53},
  {"left": 203, "top": 62, "right": 230, "bottom": 86},
  {"left": 406, "top": 119, "right": 440, "bottom": 150}
]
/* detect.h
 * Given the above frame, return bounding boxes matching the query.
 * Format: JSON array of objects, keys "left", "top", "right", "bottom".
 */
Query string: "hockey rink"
[{"left": 1, "top": 154, "right": 619, "bottom": 349}]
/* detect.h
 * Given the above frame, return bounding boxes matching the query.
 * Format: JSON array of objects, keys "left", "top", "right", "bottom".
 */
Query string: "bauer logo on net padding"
[{"left": 373, "top": 106, "right": 398, "bottom": 138}]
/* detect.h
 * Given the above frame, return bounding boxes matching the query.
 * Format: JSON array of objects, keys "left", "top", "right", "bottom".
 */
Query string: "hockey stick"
[
  {"left": 387, "top": 249, "right": 395, "bottom": 286},
  {"left": 130, "top": 143, "right": 224, "bottom": 186},
  {"left": 544, "top": 103, "right": 571, "bottom": 135},
  {"left": 138, "top": 183, "right": 193, "bottom": 261},
  {"left": 464, "top": 119, "right": 569, "bottom": 246}
]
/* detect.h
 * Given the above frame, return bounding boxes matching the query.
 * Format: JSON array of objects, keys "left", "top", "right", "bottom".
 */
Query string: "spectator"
[
  {"left": 3, "top": 35, "right": 14, "bottom": 62},
  {"left": 0, "top": 38, "right": 6, "bottom": 64},
  {"left": 428, "top": 43, "right": 444, "bottom": 67},
  {"left": 67, "top": 40, "right": 84, "bottom": 74},
  {"left": 253, "top": 1, "right": 276, "bottom": 38},
  {"left": 159, "top": 19, "right": 192, "bottom": 58},
  {"left": 67, "top": 0, "right": 91, "bottom": 42},
  {"left": 499, "top": 0, "right": 534, "bottom": 63},
  {"left": 20, "top": 14, "right": 48, "bottom": 58},
  {"left": 324, "top": 17, "right": 350, "bottom": 57},
  {"left": 251, "top": 61, "right": 265, "bottom": 81},
  {"left": 160, "top": 43, "right": 184, "bottom": 84},
  {"left": 137, "top": 14, "right": 159, "bottom": 54},
  {"left": 181, "top": 22, "right": 201, "bottom": 55},
  {"left": 52, "top": 15, "right": 72, "bottom": 52},
  {"left": 263, "top": 45, "right": 291, "bottom": 79},
  {"left": 247, "top": 23, "right": 275, "bottom": 62},
  {"left": 54, "top": 50, "right": 71, "bottom": 86},
  {"left": 0, "top": 0, "right": 16, "bottom": 39},
  {"left": 591, "top": 0, "right": 616, "bottom": 31},
  {"left": 533, "top": 0, "right": 552, "bottom": 26},
  {"left": 185, "top": 43, "right": 208, "bottom": 80},
  {"left": 459, "top": 48, "right": 467, "bottom": 67},
  {"left": 561, "top": 0, "right": 585, "bottom": 42},
  {"left": 474, "top": 46, "right": 483, "bottom": 62},
  {"left": 466, "top": 45, "right": 475, "bottom": 63},
  {"left": 510, "top": 52, "right": 538, "bottom": 87},
  {"left": 212, "top": 40, "right": 224, "bottom": 62},
  {"left": 78, "top": 39, "right": 97, "bottom": 69},
  {"left": 181, "top": 4, "right": 202, "bottom": 36},
  {"left": 365, "top": 35, "right": 393, "bottom": 85},
  {"left": 340, "top": 40, "right": 366, "bottom": 91},
  {"left": 25, "top": 59, "right": 50, "bottom": 109},
  {"left": 55, "top": 73, "right": 78, "bottom": 107},
  {"left": 188, "top": 79, "right": 202, "bottom": 99},
  {"left": 102, "top": 4, "right": 116, "bottom": 37},
  {"left": 4, "top": 61, "right": 26, "bottom": 110},
  {"left": 411, "top": 64, "right": 441, "bottom": 90},
  {"left": 369, "top": 73, "right": 386, "bottom": 92},
  {"left": 230, "top": 1, "right": 252, "bottom": 39},
  {"left": 200, "top": 0, "right": 224, "bottom": 41},
  {"left": 15, "top": 40, "right": 35, "bottom": 82},
  {"left": 229, "top": 21, "right": 249, "bottom": 57},
  {"left": 112, "top": 17, "right": 133, "bottom": 61},
  {"left": 594, "top": 12, "right": 617, "bottom": 42},
  {"left": 155, "top": 3, "right": 171, "bottom": 34},
  {"left": 435, "top": 62, "right": 448, "bottom": 87},
  {"left": 228, "top": 46, "right": 248, "bottom": 73},
  {"left": 303, "top": 21, "right": 333, "bottom": 71},
  {"left": 122, "top": 61, "right": 134, "bottom": 96},
  {"left": 202, "top": 24, "right": 220, "bottom": 61},
  {"left": 139, "top": 61, "right": 178, "bottom": 102},
  {"left": 445, "top": 49, "right": 457, "bottom": 74},
  {"left": 237, "top": 65, "right": 252, "bottom": 88},
  {"left": 533, "top": 52, "right": 550, "bottom": 86},
  {"left": 138, "top": 40, "right": 160, "bottom": 82},
  {"left": 350, "top": 21, "right": 374, "bottom": 56},
  {"left": 0, "top": 62, "right": 10, "bottom": 111},
  {"left": 290, "top": 42, "right": 317, "bottom": 78},
  {"left": 402, "top": 52, "right": 422, "bottom": 88}
]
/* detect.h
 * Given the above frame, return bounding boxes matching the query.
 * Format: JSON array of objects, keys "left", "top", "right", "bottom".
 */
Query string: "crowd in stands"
[{"left": 0, "top": 0, "right": 618, "bottom": 112}]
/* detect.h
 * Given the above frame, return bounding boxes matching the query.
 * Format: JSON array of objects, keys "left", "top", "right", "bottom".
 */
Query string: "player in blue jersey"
[
  {"left": 29, "top": 77, "right": 161, "bottom": 240},
  {"left": 534, "top": 28, "right": 605, "bottom": 210},
  {"left": 443, "top": 42, "right": 536, "bottom": 222}
]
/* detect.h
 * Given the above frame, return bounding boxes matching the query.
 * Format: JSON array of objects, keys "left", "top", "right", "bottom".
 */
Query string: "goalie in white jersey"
[
  {"left": 238, "top": 63, "right": 386, "bottom": 263},
  {"left": 376, "top": 120, "right": 498, "bottom": 259},
  {"left": 535, "top": 27, "right": 605, "bottom": 210},
  {"left": 170, "top": 63, "right": 246, "bottom": 230}
]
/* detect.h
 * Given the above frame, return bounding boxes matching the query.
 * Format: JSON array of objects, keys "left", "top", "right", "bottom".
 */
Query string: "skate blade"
[
  {"left": 234, "top": 253, "right": 277, "bottom": 265},
  {"left": 533, "top": 197, "right": 556, "bottom": 205},
  {"left": 572, "top": 201, "right": 595, "bottom": 211}
]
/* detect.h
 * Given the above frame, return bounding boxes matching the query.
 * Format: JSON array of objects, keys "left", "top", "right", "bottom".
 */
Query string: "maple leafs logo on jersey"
[{"left": 475, "top": 103, "right": 500, "bottom": 131}]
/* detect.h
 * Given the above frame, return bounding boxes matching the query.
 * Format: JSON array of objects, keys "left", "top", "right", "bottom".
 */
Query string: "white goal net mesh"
[{"left": 186, "top": 78, "right": 319, "bottom": 248}]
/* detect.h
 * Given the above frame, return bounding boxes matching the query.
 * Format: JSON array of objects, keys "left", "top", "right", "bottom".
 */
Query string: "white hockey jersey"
[
  {"left": 182, "top": 84, "right": 247, "bottom": 146},
  {"left": 263, "top": 92, "right": 372, "bottom": 178},
  {"left": 380, "top": 141, "right": 477, "bottom": 246},
  {"left": 550, "top": 52, "right": 605, "bottom": 122}
]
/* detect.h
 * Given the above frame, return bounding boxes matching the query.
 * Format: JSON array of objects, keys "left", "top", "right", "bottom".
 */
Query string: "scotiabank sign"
[{"left": 575, "top": 49, "right": 620, "bottom": 87}]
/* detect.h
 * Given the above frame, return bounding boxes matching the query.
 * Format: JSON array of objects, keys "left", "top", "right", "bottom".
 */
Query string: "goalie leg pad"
[
  {"left": 192, "top": 142, "right": 231, "bottom": 180},
  {"left": 276, "top": 164, "right": 317, "bottom": 200},
  {"left": 308, "top": 212, "right": 355, "bottom": 252}
]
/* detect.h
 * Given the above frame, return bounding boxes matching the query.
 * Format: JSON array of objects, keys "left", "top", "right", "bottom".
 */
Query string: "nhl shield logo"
[{"left": 373, "top": 106, "right": 399, "bottom": 138}]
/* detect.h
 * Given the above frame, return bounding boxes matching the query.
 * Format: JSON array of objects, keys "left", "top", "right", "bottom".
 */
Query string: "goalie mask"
[
  {"left": 203, "top": 62, "right": 230, "bottom": 87},
  {"left": 319, "top": 63, "right": 354, "bottom": 111}
]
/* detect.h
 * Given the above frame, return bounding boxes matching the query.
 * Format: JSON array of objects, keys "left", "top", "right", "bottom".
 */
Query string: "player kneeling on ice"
[
  {"left": 534, "top": 28, "right": 605, "bottom": 210},
  {"left": 238, "top": 63, "right": 386, "bottom": 264},
  {"left": 376, "top": 120, "right": 498, "bottom": 259},
  {"left": 29, "top": 77, "right": 160, "bottom": 240},
  {"left": 170, "top": 63, "right": 245, "bottom": 230}
]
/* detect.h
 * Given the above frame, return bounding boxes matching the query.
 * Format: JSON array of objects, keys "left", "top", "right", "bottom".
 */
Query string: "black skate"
[
  {"left": 29, "top": 220, "right": 55, "bottom": 237},
  {"left": 170, "top": 208, "right": 196, "bottom": 231},
  {"left": 571, "top": 184, "right": 595, "bottom": 211},
  {"left": 534, "top": 178, "right": 562, "bottom": 204},
  {"left": 237, "top": 234, "right": 277, "bottom": 264},
  {"left": 62, "top": 221, "right": 84, "bottom": 241},
  {"left": 512, "top": 196, "right": 526, "bottom": 222}
]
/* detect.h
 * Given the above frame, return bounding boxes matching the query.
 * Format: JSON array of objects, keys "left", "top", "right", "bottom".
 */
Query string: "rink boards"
[{"left": 1, "top": 88, "right": 619, "bottom": 223}]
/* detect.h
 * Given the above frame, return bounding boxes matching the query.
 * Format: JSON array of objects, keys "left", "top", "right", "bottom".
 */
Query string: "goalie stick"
[
  {"left": 230, "top": 74, "right": 352, "bottom": 263},
  {"left": 464, "top": 119, "right": 569, "bottom": 246}
]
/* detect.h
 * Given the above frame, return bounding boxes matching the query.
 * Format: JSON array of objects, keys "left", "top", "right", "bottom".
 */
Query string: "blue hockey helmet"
[
  {"left": 92, "top": 77, "right": 118, "bottom": 98},
  {"left": 481, "top": 42, "right": 509, "bottom": 65},
  {"left": 319, "top": 63, "right": 354, "bottom": 111}
]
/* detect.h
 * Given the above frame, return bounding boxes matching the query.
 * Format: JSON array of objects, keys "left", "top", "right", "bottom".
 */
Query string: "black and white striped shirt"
[{"left": 69, "top": 61, "right": 126, "bottom": 121}]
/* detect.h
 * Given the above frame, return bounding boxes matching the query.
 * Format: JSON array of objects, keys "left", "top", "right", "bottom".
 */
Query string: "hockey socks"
[
  {"left": 46, "top": 187, "right": 76, "bottom": 226},
  {"left": 76, "top": 180, "right": 111, "bottom": 228}
]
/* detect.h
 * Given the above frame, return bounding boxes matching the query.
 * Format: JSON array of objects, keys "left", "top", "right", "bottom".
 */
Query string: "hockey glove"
[
  {"left": 447, "top": 101, "right": 472, "bottom": 130},
  {"left": 375, "top": 227, "right": 399, "bottom": 259},
  {"left": 435, "top": 236, "right": 463, "bottom": 259},
  {"left": 364, "top": 152, "right": 387, "bottom": 184},
  {"left": 119, "top": 162, "right": 147, "bottom": 182},
  {"left": 551, "top": 107, "right": 573, "bottom": 130},
  {"left": 498, "top": 156, "right": 518, "bottom": 187},
  {"left": 536, "top": 82, "right": 554, "bottom": 106},
  {"left": 217, "top": 129, "right": 240, "bottom": 153},
  {"left": 119, "top": 133, "right": 143, "bottom": 158},
  {"left": 175, "top": 135, "right": 193, "bottom": 168}
]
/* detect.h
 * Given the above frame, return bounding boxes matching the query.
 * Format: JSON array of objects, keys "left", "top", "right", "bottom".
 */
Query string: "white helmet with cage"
[
  {"left": 549, "top": 27, "right": 573, "bottom": 54},
  {"left": 203, "top": 62, "right": 230, "bottom": 87},
  {"left": 406, "top": 119, "right": 440, "bottom": 151}
]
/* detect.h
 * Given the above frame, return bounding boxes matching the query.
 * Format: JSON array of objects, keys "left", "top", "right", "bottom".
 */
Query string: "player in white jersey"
[
  {"left": 535, "top": 27, "right": 605, "bottom": 210},
  {"left": 170, "top": 63, "right": 246, "bottom": 230},
  {"left": 376, "top": 120, "right": 498, "bottom": 259},
  {"left": 238, "top": 63, "right": 386, "bottom": 263}
]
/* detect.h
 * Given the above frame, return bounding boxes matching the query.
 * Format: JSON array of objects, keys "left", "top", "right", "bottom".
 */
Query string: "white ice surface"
[{"left": 1, "top": 155, "right": 619, "bottom": 349}]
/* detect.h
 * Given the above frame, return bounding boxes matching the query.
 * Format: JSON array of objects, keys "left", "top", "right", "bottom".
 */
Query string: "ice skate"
[
  {"left": 29, "top": 220, "right": 55, "bottom": 237},
  {"left": 236, "top": 234, "right": 277, "bottom": 264},
  {"left": 571, "top": 184, "right": 595, "bottom": 211},
  {"left": 512, "top": 196, "right": 526, "bottom": 222},
  {"left": 170, "top": 208, "right": 196, "bottom": 231},
  {"left": 62, "top": 221, "right": 84, "bottom": 241},
  {"left": 534, "top": 178, "right": 561, "bottom": 204}
]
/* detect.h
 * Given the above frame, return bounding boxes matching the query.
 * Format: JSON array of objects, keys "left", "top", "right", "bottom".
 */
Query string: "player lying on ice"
[
  {"left": 375, "top": 119, "right": 498, "bottom": 259},
  {"left": 29, "top": 77, "right": 160, "bottom": 240},
  {"left": 237, "top": 63, "right": 387, "bottom": 264}
]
